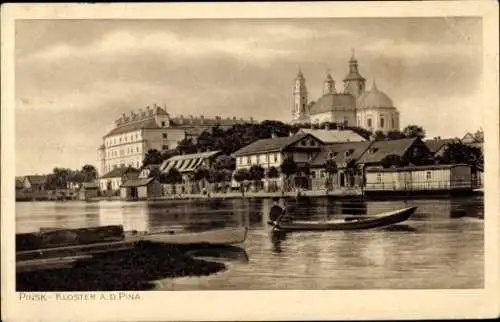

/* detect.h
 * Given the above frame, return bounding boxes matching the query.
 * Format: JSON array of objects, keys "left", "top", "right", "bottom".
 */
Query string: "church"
[{"left": 291, "top": 50, "right": 401, "bottom": 133}]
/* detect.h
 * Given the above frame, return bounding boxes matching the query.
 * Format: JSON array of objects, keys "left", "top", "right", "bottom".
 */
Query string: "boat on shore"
[
  {"left": 267, "top": 206, "right": 417, "bottom": 232},
  {"left": 16, "top": 225, "right": 248, "bottom": 273}
]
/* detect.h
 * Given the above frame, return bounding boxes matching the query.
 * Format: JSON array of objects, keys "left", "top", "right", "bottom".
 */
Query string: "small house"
[
  {"left": 23, "top": 175, "right": 48, "bottom": 192},
  {"left": 99, "top": 166, "right": 140, "bottom": 194},
  {"left": 120, "top": 177, "right": 163, "bottom": 201},
  {"left": 424, "top": 138, "right": 461, "bottom": 158},
  {"left": 78, "top": 182, "right": 100, "bottom": 200},
  {"left": 364, "top": 164, "right": 473, "bottom": 195}
]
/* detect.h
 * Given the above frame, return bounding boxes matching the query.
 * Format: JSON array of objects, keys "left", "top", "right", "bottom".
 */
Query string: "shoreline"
[{"left": 16, "top": 189, "right": 483, "bottom": 203}]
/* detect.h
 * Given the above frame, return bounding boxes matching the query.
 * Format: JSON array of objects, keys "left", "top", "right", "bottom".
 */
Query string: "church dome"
[
  {"left": 309, "top": 93, "right": 356, "bottom": 114},
  {"left": 357, "top": 81, "right": 394, "bottom": 109}
]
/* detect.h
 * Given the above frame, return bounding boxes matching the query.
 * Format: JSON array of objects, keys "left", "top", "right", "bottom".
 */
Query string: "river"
[{"left": 16, "top": 196, "right": 484, "bottom": 290}]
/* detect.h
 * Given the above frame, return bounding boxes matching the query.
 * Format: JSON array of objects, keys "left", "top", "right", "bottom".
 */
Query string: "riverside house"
[
  {"left": 98, "top": 166, "right": 140, "bottom": 194},
  {"left": 231, "top": 133, "right": 324, "bottom": 190},
  {"left": 22, "top": 175, "right": 48, "bottom": 192},
  {"left": 310, "top": 141, "right": 373, "bottom": 189},
  {"left": 364, "top": 164, "right": 474, "bottom": 195},
  {"left": 356, "top": 137, "right": 432, "bottom": 169},
  {"left": 424, "top": 138, "right": 461, "bottom": 158}
]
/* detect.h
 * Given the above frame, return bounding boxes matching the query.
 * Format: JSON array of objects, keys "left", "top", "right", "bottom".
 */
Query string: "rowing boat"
[{"left": 267, "top": 206, "right": 417, "bottom": 231}]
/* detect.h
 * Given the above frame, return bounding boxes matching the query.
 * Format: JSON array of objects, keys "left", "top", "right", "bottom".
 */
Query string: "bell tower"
[
  {"left": 292, "top": 68, "right": 308, "bottom": 121},
  {"left": 323, "top": 69, "right": 336, "bottom": 95},
  {"left": 343, "top": 49, "right": 366, "bottom": 99}
]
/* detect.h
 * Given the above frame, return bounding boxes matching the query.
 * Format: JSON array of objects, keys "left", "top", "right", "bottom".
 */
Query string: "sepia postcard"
[{"left": 1, "top": 1, "right": 499, "bottom": 321}]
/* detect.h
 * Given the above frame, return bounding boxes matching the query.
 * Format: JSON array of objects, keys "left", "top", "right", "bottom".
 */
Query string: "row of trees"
[
  {"left": 44, "top": 165, "right": 98, "bottom": 190},
  {"left": 142, "top": 121, "right": 428, "bottom": 169}
]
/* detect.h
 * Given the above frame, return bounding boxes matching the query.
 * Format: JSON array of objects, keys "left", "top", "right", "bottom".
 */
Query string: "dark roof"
[
  {"left": 424, "top": 138, "right": 460, "bottom": 153},
  {"left": 309, "top": 93, "right": 356, "bottom": 114},
  {"left": 120, "top": 177, "right": 155, "bottom": 188},
  {"left": 231, "top": 133, "right": 320, "bottom": 157},
  {"left": 25, "top": 175, "right": 48, "bottom": 185},
  {"left": 357, "top": 137, "right": 420, "bottom": 164},
  {"left": 366, "top": 164, "right": 471, "bottom": 173},
  {"left": 100, "top": 167, "right": 139, "bottom": 179},
  {"left": 311, "top": 141, "right": 374, "bottom": 167},
  {"left": 104, "top": 118, "right": 161, "bottom": 138}
]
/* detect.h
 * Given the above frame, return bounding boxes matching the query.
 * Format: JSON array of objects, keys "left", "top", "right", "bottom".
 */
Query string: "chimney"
[
  {"left": 189, "top": 115, "right": 194, "bottom": 124},
  {"left": 250, "top": 116, "right": 254, "bottom": 123}
]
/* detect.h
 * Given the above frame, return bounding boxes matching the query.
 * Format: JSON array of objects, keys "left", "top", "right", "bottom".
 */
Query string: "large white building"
[
  {"left": 98, "top": 105, "right": 185, "bottom": 176},
  {"left": 292, "top": 50, "right": 401, "bottom": 133}
]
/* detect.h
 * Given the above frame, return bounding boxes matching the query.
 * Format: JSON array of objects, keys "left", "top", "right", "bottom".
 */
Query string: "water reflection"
[{"left": 16, "top": 196, "right": 484, "bottom": 289}]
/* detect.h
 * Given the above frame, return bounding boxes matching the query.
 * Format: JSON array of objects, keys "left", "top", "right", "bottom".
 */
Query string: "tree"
[
  {"left": 437, "top": 142, "right": 483, "bottom": 167},
  {"left": 143, "top": 149, "right": 163, "bottom": 167},
  {"left": 386, "top": 130, "right": 406, "bottom": 140},
  {"left": 403, "top": 125, "right": 426, "bottom": 139},
  {"left": 233, "top": 168, "right": 250, "bottom": 196},
  {"left": 161, "top": 168, "right": 182, "bottom": 185},
  {"left": 266, "top": 166, "right": 280, "bottom": 179},
  {"left": 213, "top": 155, "right": 236, "bottom": 171},
  {"left": 345, "top": 126, "right": 372, "bottom": 140},
  {"left": 249, "top": 165, "right": 265, "bottom": 191},
  {"left": 194, "top": 167, "right": 211, "bottom": 182},
  {"left": 323, "top": 159, "right": 338, "bottom": 190},
  {"left": 280, "top": 157, "right": 298, "bottom": 191},
  {"left": 81, "top": 164, "right": 98, "bottom": 182},
  {"left": 372, "top": 130, "right": 386, "bottom": 141}
]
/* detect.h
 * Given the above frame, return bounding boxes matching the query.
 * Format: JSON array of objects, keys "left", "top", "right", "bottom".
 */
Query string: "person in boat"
[
  {"left": 269, "top": 198, "right": 294, "bottom": 224},
  {"left": 269, "top": 197, "right": 285, "bottom": 223}
]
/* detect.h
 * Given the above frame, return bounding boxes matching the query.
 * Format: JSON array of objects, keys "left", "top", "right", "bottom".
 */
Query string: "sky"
[{"left": 15, "top": 17, "right": 483, "bottom": 176}]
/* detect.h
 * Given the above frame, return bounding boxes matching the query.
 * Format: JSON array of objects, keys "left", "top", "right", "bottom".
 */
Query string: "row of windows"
[
  {"left": 104, "top": 161, "right": 142, "bottom": 173},
  {"left": 238, "top": 153, "right": 279, "bottom": 166},
  {"left": 105, "top": 133, "right": 142, "bottom": 147},
  {"left": 375, "top": 171, "right": 432, "bottom": 183},
  {"left": 105, "top": 130, "right": 172, "bottom": 148},
  {"left": 106, "top": 145, "right": 142, "bottom": 158},
  {"left": 360, "top": 116, "right": 396, "bottom": 129}
]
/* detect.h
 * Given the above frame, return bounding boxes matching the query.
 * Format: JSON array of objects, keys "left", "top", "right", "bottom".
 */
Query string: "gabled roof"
[
  {"left": 311, "top": 141, "right": 374, "bottom": 167},
  {"left": 299, "top": 129, "right": 366, "bottom": 143},
  {"left": 160, "top": 150, "right": 221, "bottom": 173},
  {"left": 120, "top": 177, "right": 155, "bottom": 188},
  {"left": 104, "top": 118, "right": 161, "bottom": 138},
  {"left": 231, "top": 133, "right": 322, "bottom": 157},
  {"left": 357, "top": 137, "right": 420, "bottom": 164},
  {"left": 100, "top": 167, "right": 139, "bottom": 179},
  {"left": 424, "top": 138, "right": 460, "bottom": 153},
  {"left": 25, "top": 175, "right": 48, "bottom": 185}
]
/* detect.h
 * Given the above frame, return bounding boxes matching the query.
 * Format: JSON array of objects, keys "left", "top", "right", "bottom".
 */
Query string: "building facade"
[
  {"left": 98, "top": 105, "right": 256, "bottom": 177},
  {"left": 291, "top": 50, "right": 400, "bottom": 133}
]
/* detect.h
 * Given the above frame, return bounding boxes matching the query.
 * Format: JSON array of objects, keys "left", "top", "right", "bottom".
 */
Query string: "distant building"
[
  {"left": 78, "top": 182, "right": 100, "bottom": 200},
  {"left": 364, "top": 164, "right": 474, "bottom": 194},
  {"left": 356, "top": 137, "right": 432, "bottom": 169},
  {"left": 424, "top": 138, "right": 461, "bottom": 158},
  {"left": 98, "top": 166, "right": 140, "bottom": 192},
  {"left": 298, "top": 128, "right": 366, "bottom": 143},
  {"left": 461, "top": 130, "right": 484, "bottom": 153},
  {"left": 291, "top": 50, "right": 401, "bottom": 133},
  {"left": 22, "top": 175, "right": 48, "bottom": 191},
  {"left": 98, "top": 105, "right": 256, "bottom": 178},
  {"left": 231, "top": 133, "right": 324, "bottom": 171}
]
